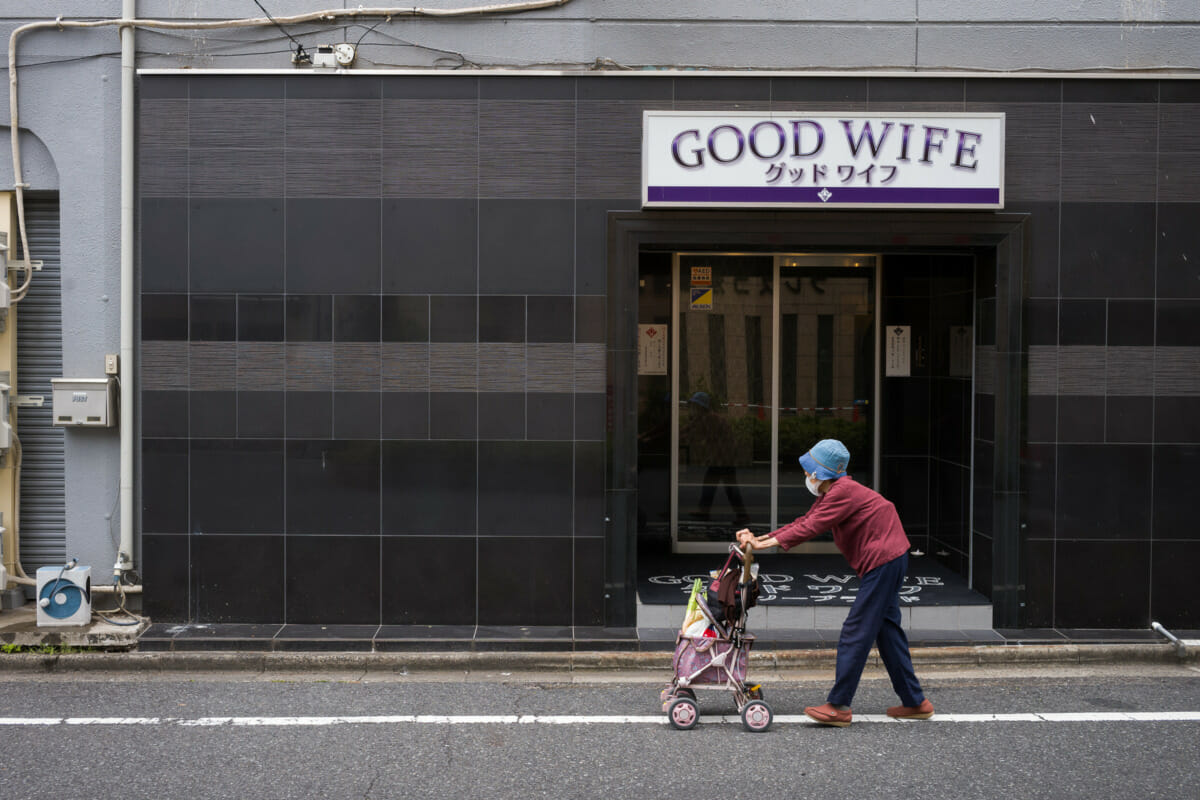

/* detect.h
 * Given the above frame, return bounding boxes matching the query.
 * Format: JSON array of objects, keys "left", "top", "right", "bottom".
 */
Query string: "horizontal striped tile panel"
[
  {"left": 430, "top": 343, "right": 477, "bottom": 391},
  {"left": 287, "top": 149, "right": 382, "bottom": 197},
  {"left": 140, "top": 342, "right": 188, "bottom": 390},
  {"left": 1160, "top": 104, "right": 1200, "bottom": 151},
  {"left": 1155, "top": 347, "right": 1200, "bottom": 396},
  {"left": 189, "top": 99, "right": 284, "bottom": 149},
  {"left": 237, "top": 343, "right": 286, "bottom": 391},
  {"left": 382, "top": 343, "right": 429, "bottom": 391},
  {"left": 1107, "top": 346, "right": 1155, "bottom": 396},
  {"left": 1027, "top": 345, "right": 1057, "bottom": 396},
  {"left": 190, "top": 148, "right": 284, "bottom": 197},
  {"left": 574, "top": 343, "right": 606, "bottom": 393},
  {"left": 576, "top": 101, "right": 644, "bottom": 199},
  {"left": 479, "top": 101, "right": 575, "bottom": 198},
  {"left": 285, "top": 100, "right": 382, "bottom": 150},
  {"left": 478, "top": 343, "right": 526, "bottom": 392},
  {"left": 334, "top": 343, "right": 381, "bottom": 391},
  {"left": 1158, "top": 152, "right": 1200, "bottom": 203},
  {"left": 1057, "top": 346, "right": 1106, "bottom": 396},
  {"left": 285, "top": 343, "right": 333, "bottom": 391},
  {"left": 189, "top": 343, "right": 236, "bottom": 391},
  {"left": 139, "top": 100, "right": 188, "bottom": 149},
  {"left": 139, "top": 147, "right": 188, "bottom": 197},
  {"left": 526, "top": 343, "right": 574, "bottom": 393},
  {"left": 382, "top": 101, "right": 478, "bottom": 198}
]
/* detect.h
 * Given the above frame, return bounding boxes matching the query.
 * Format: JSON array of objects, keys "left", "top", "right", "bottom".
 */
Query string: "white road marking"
[{"left": 0, "top": 712, "right": 1197, "bottom": 727}]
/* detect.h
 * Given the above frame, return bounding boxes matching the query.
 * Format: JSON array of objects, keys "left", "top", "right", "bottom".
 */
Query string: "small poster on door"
[
  {"left": 886, "top": 325, "right": 911, "bottom": 377},
  {"left": 638, "top": 324, "right": 668, "bottom": 375},
  {"left": 690, "top": 287, "right": 713, "bottom": 311}
]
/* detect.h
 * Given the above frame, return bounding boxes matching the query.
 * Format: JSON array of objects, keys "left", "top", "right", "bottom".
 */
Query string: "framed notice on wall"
[
  {"left": 638, "top": 324, "right": 668, "bottom": 375},
  {"left": 886, "top": 325, "right": 911, "bottom": 377}
]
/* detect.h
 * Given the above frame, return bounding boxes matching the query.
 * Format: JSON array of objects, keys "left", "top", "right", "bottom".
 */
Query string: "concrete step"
[{"left": 637, "top": 598, "right": 994, "bottom": 632}]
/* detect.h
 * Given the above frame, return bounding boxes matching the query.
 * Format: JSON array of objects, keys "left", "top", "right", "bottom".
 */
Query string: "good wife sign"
[{"left": 642, "top": 111, "right": 1005, "bottom": 209}]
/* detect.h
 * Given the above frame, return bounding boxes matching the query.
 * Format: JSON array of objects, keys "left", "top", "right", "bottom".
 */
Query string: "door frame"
[{"left": 606, "top": 210, "right": 1029, "bottom": 629}]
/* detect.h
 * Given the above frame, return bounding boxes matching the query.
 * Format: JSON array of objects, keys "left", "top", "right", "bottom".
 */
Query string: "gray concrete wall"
[{"left": 1, "top": 0, "right": 1199, "bottom": 574}]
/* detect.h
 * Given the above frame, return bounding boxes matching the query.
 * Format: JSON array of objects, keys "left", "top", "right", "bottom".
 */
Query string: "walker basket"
[{"left": 671, "top": 633, "right": 754, "bottom": 685}]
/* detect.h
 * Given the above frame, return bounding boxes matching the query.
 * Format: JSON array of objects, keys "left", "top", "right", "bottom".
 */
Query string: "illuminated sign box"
[{"left": 642, "top": 111, "right": 1005, "bottom": 209}]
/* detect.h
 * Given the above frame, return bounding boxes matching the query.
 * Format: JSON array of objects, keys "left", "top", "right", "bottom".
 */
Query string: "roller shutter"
[{"left": 15, "top": 194, "right": 65, "bottom": 570}]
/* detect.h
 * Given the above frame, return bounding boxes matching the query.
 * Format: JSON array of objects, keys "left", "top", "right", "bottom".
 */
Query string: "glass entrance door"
[{"left": 670, "top": 253, "right": 878, "bottom": 553}]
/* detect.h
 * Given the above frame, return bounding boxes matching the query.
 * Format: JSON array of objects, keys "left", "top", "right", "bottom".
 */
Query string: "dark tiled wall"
[{"left": 140, "top": 74, "right": 1200, "bottom": 630}]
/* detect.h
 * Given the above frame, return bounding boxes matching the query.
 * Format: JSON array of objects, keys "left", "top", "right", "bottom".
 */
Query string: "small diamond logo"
[{"left": 817, "top": 188, "right": 832, "bottom": 203}]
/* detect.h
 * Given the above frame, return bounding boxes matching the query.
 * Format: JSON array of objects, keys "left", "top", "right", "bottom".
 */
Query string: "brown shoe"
[
  {"left": 887, "top": 698, "right": 934, "bottom": 720},
  {"left": 804, "top": 703, "right": 852, "bottom": 727}
]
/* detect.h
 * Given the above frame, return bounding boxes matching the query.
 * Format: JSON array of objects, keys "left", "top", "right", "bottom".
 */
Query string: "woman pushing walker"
[{"left": 735, "top": 438, "right": 935, "bottom": 727}]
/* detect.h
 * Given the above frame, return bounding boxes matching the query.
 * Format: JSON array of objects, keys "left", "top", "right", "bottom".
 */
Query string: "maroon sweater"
[{"left": 772, "top": 476, "right": 910, "bottom": 577}]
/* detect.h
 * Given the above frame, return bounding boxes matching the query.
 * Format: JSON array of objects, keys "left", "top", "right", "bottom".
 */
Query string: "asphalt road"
[{"left": 1, "top": 663, "right": 1197, "bottom": 799}]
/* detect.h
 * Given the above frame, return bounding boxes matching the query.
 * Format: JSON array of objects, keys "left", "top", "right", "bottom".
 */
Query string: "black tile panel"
[
  {"left": 527, "top": 296, "right": 573, "bottom": 342},
  {"left": 1060, "top": 204, "right": 1155, "bottom": 299},
  {"left": 381, "top": 392, "right": 430, "bottom": 439},
  {"left": 1156, "top": 300, "right": 1200, "bottom": 346},
  {"left": 286, "top": 440, "right": 381, "bottom": 535},
  {"left": 238, "top": 295, "right": 285, "bottom": 341},
  {"left": 191, "top": 535, "right": 285, "bottom": 623},
  {"left": 382, "top": 296, "right": 430, "bottom": 341},
  {"left": 1107, "top": 300, "right": 1154, "bottom": 346},
  {"left": 189, "top": 390, "right": 237, "bottom": 439},
  {"left": 429, "top": 392, "right": 477, "bottom": 439},
  {"left": 479, "top": 296, "right": 526, "bottom": 342},
  {"left": 1151, "top": 541, "right": 1200, "bottom": 628},
  {"left": 526, "top": 393, "right": 573, "bottom": 441},
  {"left": 381, "top": 537, "right": 476, "bottom": 625},
  {"left": 190, "top": 439, "right": 285, "bottom": 534},
  {"left": 382, "top": 440, "right": 477, "bottom": 534},
  {"left": 141, "top": 198, "right": 189, "bottom": 292},
  {"left": 1055, "top": 444, "right": 1152, "bottom": 540},
  {"left": 1057, "top": 395, "right": 1104, "bottom": 443},
  {"left": 574, "top": 442, "right": 605, "bottom": 538},
  {"left": 142, "top": 391, "right": 189, "bottom": 438},
  {"left": 285, "top": 199, "right": 381, "bottom": 293},
  {"left": 141, "top": 535, "right": 190, "bottom": 621},
  {"left": 477, "top": 537, "right": 572, "bottom": 626},
  {"left": 334, "top": 295, "right": 382, "bottom": 342},
  {"left": 381, "top": 199, "right": 478, "bottom": 294},
  {"left": 142, "top": 294, "right": 189, "bottom": 341},
  {"left": 1058, "top": 300, "right": 1105, "bottom": 346},
  {"left": 430, "top": 296, "right": 477, "bottom": 342},
  {"left": 1054, "top": 541, "right": 1150, "bottom": 628},
  {"left": 190, "top": 199, "right": 285, "bottom": 293},
  {"left": 189, "top": 296, "right": 236, "bottom": 341},
  {"left": 285, "top": 295, "right": 332, "bottom": 341},
  {"left": 285, "top": 391, "right": 332, "bottom": 439},
  {"left": 1106, "top": 396, "right": 1152, "bottom": 443},
  {"left": 479, "top": 200, "right": 574, "bottom": 295},
  {"left": 142, "top": 439, "right": 188, "bottom": 533},
  {"left": 1156, "top": 204, "right": 1200, "bottom": 298},
  {"left": 1154, "top": 396, "right": 1200, "bottom": 443},
  {"left": 478, "top": 392, "right": 525, "bottom": 440},
  {"left": 238, "top": 391, "right": 286, "bottom": 438},
  {"left": 478, "top": 442, "right": 573, "bottom": 535},
  {"left": 1151, "top": 445, "right": 1200, "bottom": 537},
  {"left": 285, "top": 536, "right": 380, "bottom": 625},
  {"left": 334, "top": 392, "right": 381, "bottom": 440}
]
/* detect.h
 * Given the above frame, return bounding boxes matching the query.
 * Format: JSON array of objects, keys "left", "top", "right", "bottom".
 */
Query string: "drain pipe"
[
  {"left": 116, "top": 0, "right": 135, "bottom": 578},
  {"left": 1151, "top": 621, "right": 1187, "bottom": 658}
]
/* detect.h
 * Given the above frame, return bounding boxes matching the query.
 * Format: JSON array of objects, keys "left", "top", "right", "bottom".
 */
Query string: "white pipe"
[{"left": 118, "top": 0, "right": 135, "bottom": 575}]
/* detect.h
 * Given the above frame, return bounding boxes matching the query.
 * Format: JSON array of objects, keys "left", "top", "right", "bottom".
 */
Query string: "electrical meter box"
[{"left": 51, "top": 378, "right": 117, "bottom": 427}]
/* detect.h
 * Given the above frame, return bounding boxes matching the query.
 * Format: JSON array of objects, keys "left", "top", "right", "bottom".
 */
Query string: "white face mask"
[{"left": 806, "top": 474, "right": 823, "bottom": 497}]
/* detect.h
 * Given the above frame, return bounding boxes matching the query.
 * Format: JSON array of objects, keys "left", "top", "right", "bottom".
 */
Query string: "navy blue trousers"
[{"left": 827, "top": 553, "right": 925, "bottom": 708}]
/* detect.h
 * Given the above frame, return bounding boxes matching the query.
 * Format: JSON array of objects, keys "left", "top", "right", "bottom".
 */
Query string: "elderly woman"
[{"left": 736, "top": 438, "right": 934, "bottom": 727}]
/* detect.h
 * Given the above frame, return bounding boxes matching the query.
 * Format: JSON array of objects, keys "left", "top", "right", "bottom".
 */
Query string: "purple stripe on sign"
[{"left": 647, "top": 186, "right": 1001, "bottom": 205}]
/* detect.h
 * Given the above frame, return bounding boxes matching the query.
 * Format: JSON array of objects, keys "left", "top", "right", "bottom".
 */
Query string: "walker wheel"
[
  {"left": 676, "top": 687, "right": 696, "bottom": 700},
  {"left": 741, "top": 699, "right": 772, "bottom": 733},
  {"left": 668, "top": 697, "right": 699, "bottom": 730}
]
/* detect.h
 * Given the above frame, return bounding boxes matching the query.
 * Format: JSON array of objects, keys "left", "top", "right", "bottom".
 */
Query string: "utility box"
[{"left": 51, "top": 378, "right": 117, "bottom": 427}]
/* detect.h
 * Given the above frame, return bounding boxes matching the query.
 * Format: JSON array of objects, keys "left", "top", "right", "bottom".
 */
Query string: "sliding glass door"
[{"left": 670, "top": 253, "right": 878, "bottom": 553}]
